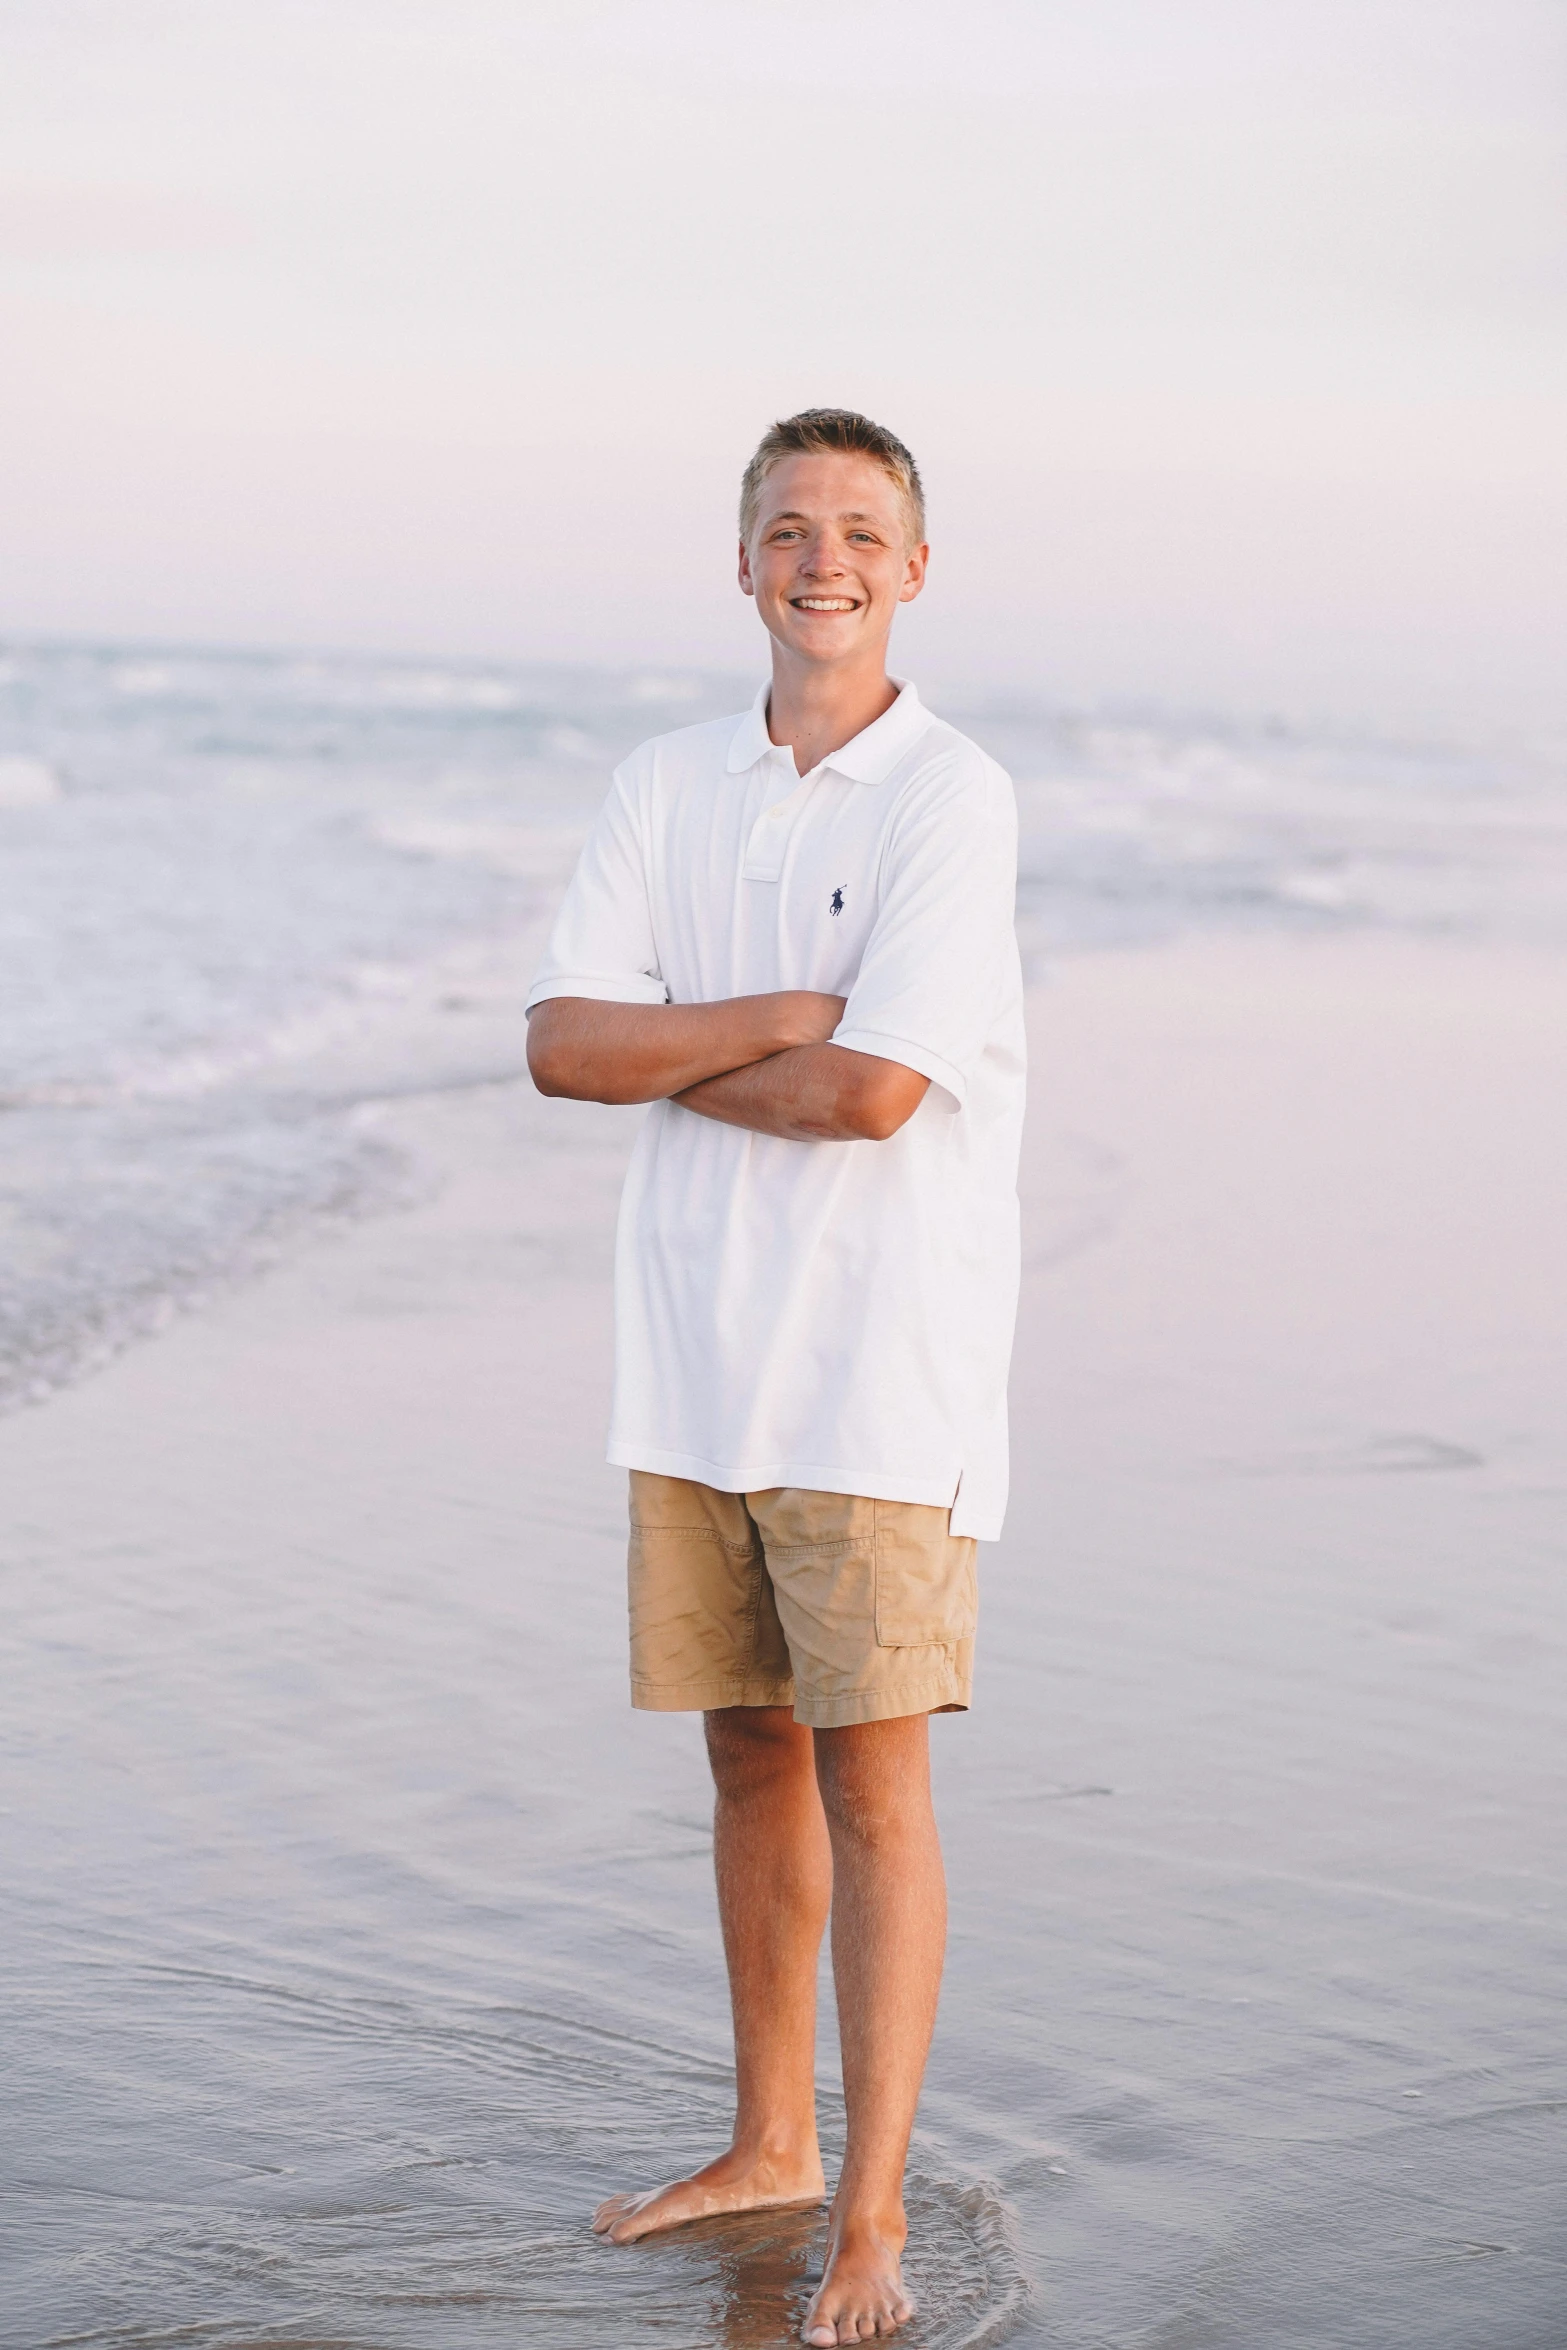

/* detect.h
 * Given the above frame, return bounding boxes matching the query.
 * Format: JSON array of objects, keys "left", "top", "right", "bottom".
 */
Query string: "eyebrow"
[{"left": 765, "top": 509, "right": 884, "bottom": 526}]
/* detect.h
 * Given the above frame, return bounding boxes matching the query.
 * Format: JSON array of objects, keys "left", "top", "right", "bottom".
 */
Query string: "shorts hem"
[
  {"left": 631, "top": 1675, "right": 796, "bottom": 1713},
  {"left": 792, "top": 1677, "right": 972, "bottom": 1728}
]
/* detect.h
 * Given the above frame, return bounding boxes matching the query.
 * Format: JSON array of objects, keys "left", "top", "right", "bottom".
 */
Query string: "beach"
[
  {"left": 5, "top": 899, "right": 1565, "bottom": 2345},
  {"left": 6, "top": 0, "right": 1567, "bottom": 2325}
]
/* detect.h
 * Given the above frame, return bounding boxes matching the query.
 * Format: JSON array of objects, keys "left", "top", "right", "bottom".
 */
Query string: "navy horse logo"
[{"left": 829, "top": 886, "right": 846, "bottom": 916}]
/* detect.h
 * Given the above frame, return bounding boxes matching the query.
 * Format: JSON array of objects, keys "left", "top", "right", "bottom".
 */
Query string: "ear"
[
  {"left": 898, "top": 542, "right": 930, "bottom": 605},
  {"left": 737, "top": 538, "right": 756, "bottom": 598}
]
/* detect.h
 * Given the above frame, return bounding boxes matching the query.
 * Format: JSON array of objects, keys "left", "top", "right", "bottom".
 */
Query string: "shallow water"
[
  {"left": 6, "top": 958, "right": 1567, "bottom": 2346},
  {"left": 5, "top": 639, "right": 1565, "bottom": 1410},
  {"left": 3, "top": 646, "right": 1567, "bottom": 2346}
]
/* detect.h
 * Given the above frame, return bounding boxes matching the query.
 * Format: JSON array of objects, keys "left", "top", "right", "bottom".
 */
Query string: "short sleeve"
[
  {"left": 526, "top": 760, "right": 669, "bottom": 1012},
  {"left": 830, "top": 756, "right": 1017, "bottom": 1111}
]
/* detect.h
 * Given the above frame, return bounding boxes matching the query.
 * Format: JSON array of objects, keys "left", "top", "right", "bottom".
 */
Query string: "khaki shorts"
[{"left": 627, "top": 1472, "right": 977, "bottom": 1729}]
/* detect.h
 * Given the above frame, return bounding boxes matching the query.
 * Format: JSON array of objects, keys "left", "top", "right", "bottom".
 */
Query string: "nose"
[{"left": 800, "top": 532, "right": 846, "bottom": 578}]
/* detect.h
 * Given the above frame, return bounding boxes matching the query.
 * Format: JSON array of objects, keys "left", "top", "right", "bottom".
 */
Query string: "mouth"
[{"left": 789, "top": 596, "right": 862, "bottom": 614}]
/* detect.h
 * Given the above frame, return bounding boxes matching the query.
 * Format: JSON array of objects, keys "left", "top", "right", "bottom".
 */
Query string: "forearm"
[
  {"left": 527, "top": 992, "right": 841, "bottom": 1104},
  {"left": 674, "top": 1045, "right": 929, "bottom": 1143}
]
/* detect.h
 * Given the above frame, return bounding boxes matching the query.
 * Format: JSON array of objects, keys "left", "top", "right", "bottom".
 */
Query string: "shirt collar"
[{"left": 725, "top": 677, "right": 928, "bottom": 783}]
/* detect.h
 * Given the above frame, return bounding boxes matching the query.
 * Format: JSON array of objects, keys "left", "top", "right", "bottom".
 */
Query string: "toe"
[{"left": 593, "top": 2193, "right": 648, "bottom": 2238}]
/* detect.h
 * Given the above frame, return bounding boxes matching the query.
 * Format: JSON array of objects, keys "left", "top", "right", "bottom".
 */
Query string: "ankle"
[
  {"left": 731, "top": 2123, "right": 822, "bottom": 2173},
  {"left": 828, "top": 2187, "right": 908, "bottom": 2246}
]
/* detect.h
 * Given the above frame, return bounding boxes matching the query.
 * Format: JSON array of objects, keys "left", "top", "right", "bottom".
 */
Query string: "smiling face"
[{"left": 738, "top": 451, "right": 928, "bottom": 671}]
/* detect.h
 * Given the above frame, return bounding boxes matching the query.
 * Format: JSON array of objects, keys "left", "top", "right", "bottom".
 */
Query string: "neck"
[{"left": 765, "top": 642, "right": 899, "bottom": 777}]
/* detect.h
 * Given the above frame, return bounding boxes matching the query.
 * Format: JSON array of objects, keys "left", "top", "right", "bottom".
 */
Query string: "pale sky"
[{"left": 2, "top": 0, "right": 1564, "bottom": 731}]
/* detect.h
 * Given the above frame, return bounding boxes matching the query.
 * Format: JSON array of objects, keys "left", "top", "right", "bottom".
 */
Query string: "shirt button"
[{"left": 768, "top": 807, "right": 783, "bottom": 820}]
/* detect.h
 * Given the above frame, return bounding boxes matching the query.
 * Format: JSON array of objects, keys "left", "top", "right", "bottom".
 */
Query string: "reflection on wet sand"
[
  {"left": 623, "top": 2204, "right": 829, "bottom": 2349},
  {"left": 6, "top": 933, "right": 1566, "bottom": 2347},
  {"left": 619, "top": 2180, "right": 1026, "bottom": 2350}
]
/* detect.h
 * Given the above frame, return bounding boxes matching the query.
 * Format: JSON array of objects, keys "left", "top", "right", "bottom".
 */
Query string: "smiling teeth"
[{"left": 796, "top": 598, "right": 857, "bottom": 611}]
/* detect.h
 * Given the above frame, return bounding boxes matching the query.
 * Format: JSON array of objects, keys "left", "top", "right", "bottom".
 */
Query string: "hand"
[{"left": 773, "top": 991, "right": 848, "bottom": 1050}]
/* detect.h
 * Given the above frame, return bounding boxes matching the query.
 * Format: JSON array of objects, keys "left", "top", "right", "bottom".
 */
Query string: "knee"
[
  {"left": 704, "top": 1705, "right": 811, "bottom": 1801},
  {"left": 813, "top": 1721, "right": 929, "bottom": 1845},
  {"left": 814, "top": 1761, "right": 886, "bottom": 1846}
]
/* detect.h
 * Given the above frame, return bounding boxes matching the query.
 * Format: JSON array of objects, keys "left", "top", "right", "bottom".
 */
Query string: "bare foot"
[
  {"left": 592, "top": 2143, "right": 826, "bottom": 2244},
  {"left": 802, "top": 2210, "right": 914, "bottom": 2344}
]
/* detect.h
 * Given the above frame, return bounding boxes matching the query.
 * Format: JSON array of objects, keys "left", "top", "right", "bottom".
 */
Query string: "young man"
[{"left": 526, "top": 409, "right": 1024, "bottom": 2346}]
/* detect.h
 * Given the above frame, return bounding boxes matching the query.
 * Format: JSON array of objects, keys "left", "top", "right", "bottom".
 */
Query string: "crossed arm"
[{"left": 525, "top": 993, "right": 930, "bottom": 1142}]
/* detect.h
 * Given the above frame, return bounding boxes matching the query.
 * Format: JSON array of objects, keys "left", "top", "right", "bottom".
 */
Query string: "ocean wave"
[
  {"left": 9, "top": 1946, "right": 1032, "bottom": 2350},
  {"left": 4, "top": 637, "right": 1564, "bottom": 1426}
]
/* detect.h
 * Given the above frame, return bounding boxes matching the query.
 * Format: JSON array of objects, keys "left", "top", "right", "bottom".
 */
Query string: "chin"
[
  {"left": 777, "top": 618, "right": 866, "bottom": 648},
  {"left": 784, "top": 637, "right": 859, "bottom": 664}
]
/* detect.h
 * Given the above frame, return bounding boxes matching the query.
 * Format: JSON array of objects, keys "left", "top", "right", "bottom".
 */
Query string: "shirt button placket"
[{"left": 744, "top": 769, "right": 795, "bottom": 883}]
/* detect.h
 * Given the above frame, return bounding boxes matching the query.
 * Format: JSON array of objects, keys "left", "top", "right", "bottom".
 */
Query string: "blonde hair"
[{"left": 739, "top": 408, "right": 925, "bottom": 548}]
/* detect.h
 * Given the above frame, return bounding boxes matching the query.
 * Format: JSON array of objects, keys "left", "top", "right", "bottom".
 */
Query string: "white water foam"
[{"left": 3, "top": 638, "right": 1564, "bottom": 1419}]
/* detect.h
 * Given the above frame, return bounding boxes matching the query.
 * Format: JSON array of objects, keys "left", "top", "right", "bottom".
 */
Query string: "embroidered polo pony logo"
[{"left": 829, "top": 886, "right": 846, "bottom": 916}]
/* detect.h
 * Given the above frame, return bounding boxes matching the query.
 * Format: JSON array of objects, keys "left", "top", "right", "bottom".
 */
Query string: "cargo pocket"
[{"left": 872, "top": 1499, "right": 978, "bottom": 1648}]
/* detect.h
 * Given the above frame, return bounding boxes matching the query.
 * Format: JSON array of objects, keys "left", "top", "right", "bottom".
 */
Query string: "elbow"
[
  {"left": 530, "top": 1047, "right": 620, "bottom": 1102},
  {"left": 526, "top": 1020, "right": 645, "bottom": 1105},
  {"left": 525, "top": 1010, "right": 578, "bottom": 1099},
  {"left": 838, "top": 1065, "right": 929, "bottom": 1142},
  {"left": 526, "top": 1039, "right": 567, "bottom": 1097},
  {"left": 848, "top": 1103, "right": 905, "bottom": 1144}
]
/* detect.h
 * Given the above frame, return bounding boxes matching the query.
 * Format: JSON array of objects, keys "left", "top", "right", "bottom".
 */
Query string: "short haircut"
[{"left": 739, "top": 408, "right": 926, "bottom": 548}]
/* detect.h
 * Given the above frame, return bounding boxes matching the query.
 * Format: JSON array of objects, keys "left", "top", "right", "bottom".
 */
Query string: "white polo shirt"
[{"left": 527, "top": 679, "right": 1025, "bottom": 1539}]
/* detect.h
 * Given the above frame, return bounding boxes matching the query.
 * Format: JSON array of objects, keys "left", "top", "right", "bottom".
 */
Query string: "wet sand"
[{"left": 4, "top": 930, "right": 1565, "bottom": 2347}]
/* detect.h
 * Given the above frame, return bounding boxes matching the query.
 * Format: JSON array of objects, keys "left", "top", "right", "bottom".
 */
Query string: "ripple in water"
[{"left": 16, "top": 1968, "right": 1028, "bottom": 2350}]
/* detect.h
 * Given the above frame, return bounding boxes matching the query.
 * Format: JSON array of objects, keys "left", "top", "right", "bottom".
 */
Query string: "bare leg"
[
  {"left": 803, "top": 1715, "right": 944, "bottom": 2346},
  {"left": 593, "top": 1705, "right": 832, "bottom": 2242}
]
